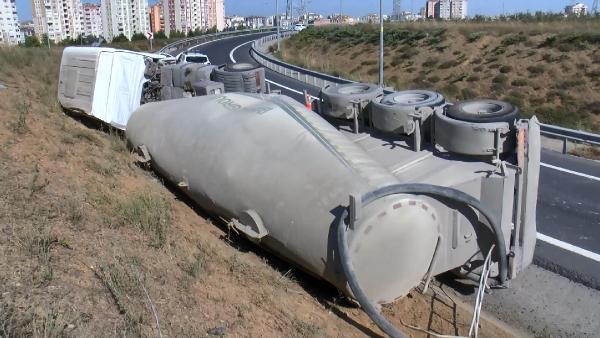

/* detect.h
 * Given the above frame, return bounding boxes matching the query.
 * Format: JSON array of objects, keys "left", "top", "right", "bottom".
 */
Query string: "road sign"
[{"left": 147, "top": 31, "right": 154, "bottom": 40}]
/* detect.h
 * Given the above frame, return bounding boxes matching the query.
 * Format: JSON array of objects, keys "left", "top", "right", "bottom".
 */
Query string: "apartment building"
[
  {"left": 0, "top": 0, "right": 22, "bottom": 45},
  {"left": 425, "top": 0, "right": 437, "bottom": 18},
  {"left": 565, "top": 3, "right": 588, "bottom": 17},
  {"left": 101, "top": 0, "right": 149, "bottom": 41},
  {"left": 149, "top": 2, "right": 163, "bottom": 32},
  {"left": 437, "top": 0, "right": 467, "bottom": 20},
  {"left": 162, "top": 0, "right": 204, "bottom": 35},
  {"left": 206, "top": 0, "right": 224, "bottom": 31},
  {"left": 83, "top": 3, "right": 102, "bottom": 37},
  {"left": 31, "top": 0, "right": 84, "bottom": 42},
  {"left": 162, "top": 0, "right": 222, "bottom": 36}
]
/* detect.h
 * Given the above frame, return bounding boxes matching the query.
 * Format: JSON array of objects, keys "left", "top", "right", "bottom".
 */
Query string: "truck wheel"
[
  {"left": 446, "top": 99, "right": 519, "bottom": 124},
  {"left": 320, "top": 83, "right": 383, "bottom": 119}
]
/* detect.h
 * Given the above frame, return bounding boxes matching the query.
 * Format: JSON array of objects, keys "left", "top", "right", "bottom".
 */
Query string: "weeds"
[
  {"left": 468, "top": 31, "right": 486, "bottom": 42},
  {"left": 29, "top": 163, "right": 48, "bottom": 197},
  {"left": 12, "top": 100, "right": 30, "bottom": 134},
  {"left": 511, "top": 79, "right": 529, "bottom": 87},
  {"left": 185, "top": 250, "right": 206, "bottom": 278},
  {"left": 527, "top": 64, "right": 546, "bottom": 75},
  {"left": 499, "top": 65, "right": 513, "bottom": 73},
  {"left": 72, "top": 129, "right": 102, "bottom": 146},
  {"left": 115, "top": 191, "right": 172, "bottom": 248}
]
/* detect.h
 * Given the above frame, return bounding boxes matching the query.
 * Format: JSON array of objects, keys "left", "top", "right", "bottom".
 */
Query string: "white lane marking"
[
  {"left": 537, "top": 233, "right": 600, "bottom": 263},
  {"left": 229, "top": 40, "right": 254, "bottom": 63},
  {"left": 541, "top": 163, "right": 600, "bottom": 182}
]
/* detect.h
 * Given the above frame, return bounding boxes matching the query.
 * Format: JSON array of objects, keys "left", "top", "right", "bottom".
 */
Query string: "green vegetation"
[{"left": 115, "top": 191, "right": 172, "bottom": 248}]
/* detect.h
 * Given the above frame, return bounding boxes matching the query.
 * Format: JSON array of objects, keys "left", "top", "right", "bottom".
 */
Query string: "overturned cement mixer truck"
[{"left": 58, "top": 46, "right": 540, "bottom": 337}]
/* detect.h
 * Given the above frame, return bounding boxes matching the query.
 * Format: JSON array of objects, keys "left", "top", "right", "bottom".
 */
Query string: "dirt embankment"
[
  {"left": 0, "top": 47, "right": 515, "bottom": 337},
  {"left": 280, "top": 21, "right": 600, "bottom": 133}
]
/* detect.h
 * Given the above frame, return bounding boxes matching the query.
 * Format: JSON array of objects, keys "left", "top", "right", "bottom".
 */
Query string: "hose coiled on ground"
[{"left": 336, "top": 183, "right": 508, "bottom": 338}]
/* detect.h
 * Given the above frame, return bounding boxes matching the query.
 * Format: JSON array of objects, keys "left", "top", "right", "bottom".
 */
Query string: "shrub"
[
  {"left": 131, "top": 33, "right": 146, "bottom": 41},
  {"left": 493, "top": 74, "right": 508, "bottom": 84},
  {"left": 361, "top": 60, "right": 377, "bottom": 66},
  {"left": 473, "top": 66, "right": 484, "bottom": 72},
  {"left": 511, "top": 79, "right": 529, "bottom": 86},
  {"left": 468, "top": 31, "right": 486, "bottom": 43},
  {"left": 527, "top": 64, "right": 545, "bottom": 75},
  {"left": 111, "top": 34, "right": 129, "bottom": 42},
  {"left": 23, "top": 36, "right": 41, "bottom": 48},
  {"left": 503, "top": 92, "right": 525, "bottom": 108},
  {"left": 467, "top": 75, "right": 480, "bottom": 82},
  {"left": 154, "top": 30, "right": 167, "bottom": 39},
  {"left": 422, "top": 57, "right": 439, "bottom": 68},
  {"left": 554, "top": 79, "right": 586, "bottom": 90},
  {"left": 501, "top": 33, "right": 527, "bottom": 46},
  {"left": 499, "top": 65, "right": 513, "bottom": 73},
  {"left": 439, "top": 60, "right": 459, "bottom": 69}
]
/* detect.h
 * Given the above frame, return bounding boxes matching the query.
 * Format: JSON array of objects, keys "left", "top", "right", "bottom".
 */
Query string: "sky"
[{"left": 15, "top": 0, "right": 596, "bottom": 22}]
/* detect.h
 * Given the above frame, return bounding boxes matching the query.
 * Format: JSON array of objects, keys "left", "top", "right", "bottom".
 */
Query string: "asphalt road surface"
[{"left": 188, "top": 33, "right": 600, "bottom": 336}]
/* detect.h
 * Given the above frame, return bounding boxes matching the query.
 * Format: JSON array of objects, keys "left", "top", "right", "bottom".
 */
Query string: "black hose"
[{"left": 336, "top": 183, "right": 508, "bottom": 338}]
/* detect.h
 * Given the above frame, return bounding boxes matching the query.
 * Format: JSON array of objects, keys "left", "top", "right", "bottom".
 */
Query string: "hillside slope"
[
  {"left": 280, "top": 21, "right": 600, "bottom": 132},
  {"left": 0, "top": 47, "right": 516, "bottom": 337}
]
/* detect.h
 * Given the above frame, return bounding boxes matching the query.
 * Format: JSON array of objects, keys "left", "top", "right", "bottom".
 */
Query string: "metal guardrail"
[
  {"left": 251, "top": 33, "right": 600, "bottom": 152},
  {"left": 251, "top": 32, "right": 354, "bottom": 89},
  {"left": 160, "top": 28, "right": 277, "bottom": 55},
  {"left": 539, "top": 123, "right": 600, "bottom": 154}
]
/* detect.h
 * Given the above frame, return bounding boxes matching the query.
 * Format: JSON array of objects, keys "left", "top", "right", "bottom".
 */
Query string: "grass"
[
  {"left": 114, "top": 191, "right": 172, "bottom": 248},
  {"left": 185, "top": 249, "right": 207, "bottom": 278}
]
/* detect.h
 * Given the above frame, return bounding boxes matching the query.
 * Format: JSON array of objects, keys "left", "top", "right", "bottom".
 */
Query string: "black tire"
[
  {"left": 320, "top": 83, "right": 383, "bottom": 119},
  {"left": 446, "top": 99, "right": 519, "bottom": 124}
]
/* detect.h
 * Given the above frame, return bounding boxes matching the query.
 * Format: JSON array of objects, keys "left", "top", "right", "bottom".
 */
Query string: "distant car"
[
  {"left": 294, "top": 24, "right": 307, "bottom": 31},
  {"left": 176, "top": 52, "right": 211, "bottom": 65},
  {"left": 159, "top": 56, "right": 177, "bottom": 66}
]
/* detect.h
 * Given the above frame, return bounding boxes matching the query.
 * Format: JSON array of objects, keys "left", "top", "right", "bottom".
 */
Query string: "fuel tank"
[{"left": 126, "top": 93, "right": 440, "bottom": 304}]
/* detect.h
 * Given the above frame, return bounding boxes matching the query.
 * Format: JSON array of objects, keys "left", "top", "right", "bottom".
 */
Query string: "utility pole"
[
  {"left": 379, "top": 0, "right": 384, "bottom": 87},
  {"left": 276, "top": 0, "right": 280, "bottom": 50}
]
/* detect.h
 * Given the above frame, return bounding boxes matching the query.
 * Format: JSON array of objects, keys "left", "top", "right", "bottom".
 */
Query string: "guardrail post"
[{"left": 563, "top": 137, "right": 568, "bottom": 154}]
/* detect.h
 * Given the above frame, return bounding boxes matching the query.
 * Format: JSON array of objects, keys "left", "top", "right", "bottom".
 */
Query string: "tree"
[
  {"left": 131, "top": 32, "right": 146, "bottom": 41},
  {"left": 154, "top": 30, "right": 167, "bottom": 39},
  {"left": 169, "top": 30, "right": 185, "bottom": 39},
  {"left": 111, "top": 34, "right": 129, "bottom": 42},
  {"left": 23, "top": 35, "right": 41, "bottom": 47}
]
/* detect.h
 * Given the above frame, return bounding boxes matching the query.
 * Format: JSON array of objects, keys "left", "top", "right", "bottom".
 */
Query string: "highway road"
[{"left": 188, "top": 33, "right": 600, "bottom": 335}]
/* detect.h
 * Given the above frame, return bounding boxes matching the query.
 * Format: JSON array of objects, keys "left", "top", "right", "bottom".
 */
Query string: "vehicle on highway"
[
  {"left": 294, "top": 23, "right": 307, "bottom": 31},
  {"left": 58, "top": 43, "right": 543, "bottom": 338},
  {"left": 158, "top": 52, "right": 177, "bottom": 66},
  {"left": 176, "top": 52, "right": 211, "bottom": 65}
]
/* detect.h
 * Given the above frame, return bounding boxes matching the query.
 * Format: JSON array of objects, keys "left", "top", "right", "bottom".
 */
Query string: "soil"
[{"left": 0, "top": 46, "right": 518, "bottom": 337}]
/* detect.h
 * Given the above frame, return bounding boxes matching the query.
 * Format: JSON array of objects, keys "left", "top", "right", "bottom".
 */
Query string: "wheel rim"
[
  {"left": 338, "top": 84, "right": 372, "bottom": 95},
  {"left": 461, "top": 101, "right": 504, "bottom": 117}
]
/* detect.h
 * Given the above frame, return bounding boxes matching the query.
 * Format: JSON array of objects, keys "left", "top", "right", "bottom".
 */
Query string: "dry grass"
[
  {"left": 282, "top": 22, "right": 600, "bottom": 132},
  {"left": 570, "top": 145, "right": 600, "bottom": 160}
]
